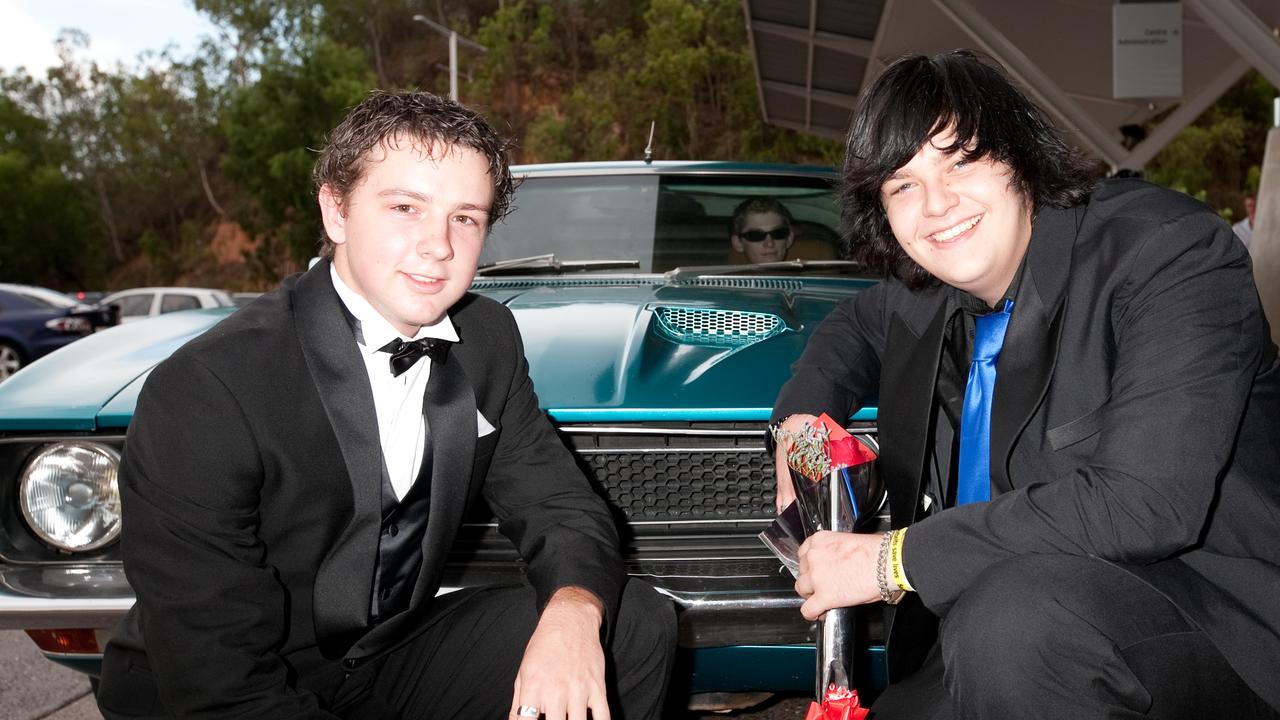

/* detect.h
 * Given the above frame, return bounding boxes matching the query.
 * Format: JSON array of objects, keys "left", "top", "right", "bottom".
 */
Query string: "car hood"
[
  {"left": 0, "top": 277, "right": 877, "bottom": 432},
  {"left": 0, "top": 309, "right": 234, "bottom": 431},
  {"left": 473, "top": 276, "right": 877, "bottom": 422}
]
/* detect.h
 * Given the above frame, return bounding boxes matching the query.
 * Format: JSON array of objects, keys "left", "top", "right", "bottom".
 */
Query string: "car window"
[
  {"left": 485, "top": 174, "right": 661, "bottom": 271},
  {"left": 113, "top": 294, "right": 154, "bottom": 318},
  {"left": 0, "top": 290, "right": 40, "bottom": 312},
  {"left": 159, "top": 294, "right": 202, "bottom": 314},
  {"left": 0, "top": 285, "right": 75, "bottom": 308},
  {"left": 10, "top": 292, "right": 59, "bottom": 309},
  {"left": 483, "top": 172, "right": 842, "bottom": 274},
  {"left": 657, "top": 175, "right": 841, "bottom": 271}
]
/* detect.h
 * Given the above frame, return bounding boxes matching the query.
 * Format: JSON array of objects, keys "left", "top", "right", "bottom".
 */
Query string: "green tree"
[
  {"left": 221, "top": 36, "right": 374, "bottom": 271},
  {"left": 0, "top": 94, "right": 103, "bottom": 287},
  {"left": 476, "top": 0, "right": 840, "bottom": 164},
  {"left": 1145, "top": 70, "right": 1277, "bottom": 218}
]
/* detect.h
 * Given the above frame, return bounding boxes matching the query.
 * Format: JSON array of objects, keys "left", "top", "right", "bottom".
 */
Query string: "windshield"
[{"left": 482, "top": 171, "right": 848, "bottom": 275}]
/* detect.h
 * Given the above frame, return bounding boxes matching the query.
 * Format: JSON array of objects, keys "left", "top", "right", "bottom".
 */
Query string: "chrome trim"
[
  {"left": 0, "top": 596, "right": 134, "bottom": 630},
  {"left": 461, "top": 518, "right": 774, "bottom": 529},
  {"left": 561, "top": 427, "right": 762, "bottom": 436},
  {"left": 557, "top": 425, "right": 879, "bottom": 435},
  {"left": 583, "top": 446, "right": 763, "bottom": 455},
  {"left": 0, "top": 435, "right": 127, "bottom": 445}
]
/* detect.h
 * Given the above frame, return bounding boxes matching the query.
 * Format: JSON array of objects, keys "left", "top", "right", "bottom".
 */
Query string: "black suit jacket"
[
  {"left": 101, "top": 260, "right": 624, "bottom": 718},
  {"left": 773, "top": 179, "right": 1280, "bottom": 709}
]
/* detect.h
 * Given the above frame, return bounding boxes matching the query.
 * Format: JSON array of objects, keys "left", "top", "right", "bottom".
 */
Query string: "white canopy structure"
[{"left": 743, "top": 0, "right": 1280, "bottom": 171}]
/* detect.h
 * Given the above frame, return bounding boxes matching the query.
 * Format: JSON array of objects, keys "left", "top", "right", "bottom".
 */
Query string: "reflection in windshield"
[
  {"left": 483, "top": 170, "right": 845, "bottom": 276},
  {"left": 475, "top": 255, "right": 641, "bottom": 276},
  {"left": 485, "top": 175, "right": 660, "bottom": 271}
]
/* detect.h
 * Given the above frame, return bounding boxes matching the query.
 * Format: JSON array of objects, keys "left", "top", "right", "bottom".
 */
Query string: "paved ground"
[
  {"left": 0, "top": 629, "right": 814, "bottom": 719},
  {"left": 0, "top": 631, "right": 101, "bottom": 720}
]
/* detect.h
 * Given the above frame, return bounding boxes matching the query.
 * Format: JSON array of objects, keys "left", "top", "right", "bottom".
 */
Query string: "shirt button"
[{"left": 387, "top": 524, "right": 399, "bottom": 537}]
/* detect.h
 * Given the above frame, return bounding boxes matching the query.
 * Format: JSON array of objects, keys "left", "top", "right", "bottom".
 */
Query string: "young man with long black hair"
[{"left": 772, "top": 50, "right": 1280, "bottom": 719}]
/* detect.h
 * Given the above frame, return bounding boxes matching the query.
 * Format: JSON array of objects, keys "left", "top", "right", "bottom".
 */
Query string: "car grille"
[{"left": 556, "top": 422, "right": 877, "bottom": 530}]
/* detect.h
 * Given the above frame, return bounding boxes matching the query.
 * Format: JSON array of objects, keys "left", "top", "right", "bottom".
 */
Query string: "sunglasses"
[{"left": 739, "top": 226, "right": 790, "bottom": 243}]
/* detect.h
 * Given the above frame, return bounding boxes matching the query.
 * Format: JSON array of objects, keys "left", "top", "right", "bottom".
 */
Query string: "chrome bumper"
[{"left": 0, "top": 558, "right": 814, "bottom": 648}]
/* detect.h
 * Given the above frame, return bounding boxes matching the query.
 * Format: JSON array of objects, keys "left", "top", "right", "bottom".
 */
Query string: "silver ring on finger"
[{"left": 517, "top": 706, "right": 541, "bottom": 718}]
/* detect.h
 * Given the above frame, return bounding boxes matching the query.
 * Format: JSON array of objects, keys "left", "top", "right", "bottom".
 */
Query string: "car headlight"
[{"left": 19, "top": 442, "right": 122, "bottom": 552}]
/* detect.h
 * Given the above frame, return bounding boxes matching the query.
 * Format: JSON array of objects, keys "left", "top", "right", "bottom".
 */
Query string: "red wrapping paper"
[
  {"left": 814, "top": 413, "right": 877, "bottom": 468},
  {"left": 805, "top": 683, "right": 870, "bottom": 720}
]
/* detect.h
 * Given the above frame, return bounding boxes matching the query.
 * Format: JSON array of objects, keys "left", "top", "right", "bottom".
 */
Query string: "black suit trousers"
[
  {"left": 870, "top": 555, "right": 1279, "bottom": 720},
  {"left": 308, "top": 579, "right": 676, "bottom": 720}
]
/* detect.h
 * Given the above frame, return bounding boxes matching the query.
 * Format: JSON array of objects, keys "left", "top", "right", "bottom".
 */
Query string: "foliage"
[
  {"left": 221, "top": 35, "right": 374, "bottom": 271},
  {"left": 473, "top": 0, "right": 842, "bottom": 165},
  {"left": 1145, "top": 70, "right": 1277, "bottom": 219},
  {"left": 0, "top": 0, "right": 1268, "bottom": 288},
  {"left": 0, "top": 95, "right": 103, "bottom": 287}
]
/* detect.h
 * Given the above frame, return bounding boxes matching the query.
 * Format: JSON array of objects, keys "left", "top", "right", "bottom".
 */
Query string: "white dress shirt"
[
  {"left": 330, "top": 266, "right": 459, "bottom": 500},
  {"left": 1233, "top": 218, "right": 1253, "bottom": 249}
]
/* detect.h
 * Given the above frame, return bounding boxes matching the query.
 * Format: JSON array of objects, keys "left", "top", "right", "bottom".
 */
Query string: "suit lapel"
[
  {"left": 879, "top": 296, "right": 948, "bottom": 526},
  {"left": 989, "top": 206, "right": 1079, "bottom": 492},
  {"left": 293, "top": 260, "right": 385, "bottom": 638},
  {"left": 409, "top": 343, "right": 476, "bottom": 608}
]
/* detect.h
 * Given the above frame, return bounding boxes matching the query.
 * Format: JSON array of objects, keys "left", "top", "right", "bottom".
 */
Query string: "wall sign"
[{"left": 1113, "top": 2, "right": 1183, "bottom": 99}]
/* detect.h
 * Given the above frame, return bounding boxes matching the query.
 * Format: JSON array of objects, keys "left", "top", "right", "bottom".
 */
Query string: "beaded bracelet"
[{"left": 876, "top": 531, "right": 894, "bottom": 603}]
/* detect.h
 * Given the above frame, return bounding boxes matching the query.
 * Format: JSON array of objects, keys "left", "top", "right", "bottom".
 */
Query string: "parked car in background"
[
  {"left": 0, "top": 283, "right": 121, "bottom": 332},
  {"left": 231, "top": 291, "right": 263, "bottom": 307},
  {"left": 0, "top": 162, "right": 890, "bottom": 711},
  {"left": 100, "top": 287, "right": 234, "bottom": 322},
  {"left": 0, "top": 289, "right": 103, "bottom": 381},
  {"left": 69, "top": 290, "right": 107, "bottom": 305}
]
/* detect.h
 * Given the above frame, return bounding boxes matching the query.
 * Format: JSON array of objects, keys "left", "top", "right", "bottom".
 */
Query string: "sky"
[{"left": 0, "top": 0, "right": 218, "bottom": 75}]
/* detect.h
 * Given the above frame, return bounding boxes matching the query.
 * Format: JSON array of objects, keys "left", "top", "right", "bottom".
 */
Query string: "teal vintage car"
[{"left": 0, "top": 161, "right": 885, "bottom": 710}]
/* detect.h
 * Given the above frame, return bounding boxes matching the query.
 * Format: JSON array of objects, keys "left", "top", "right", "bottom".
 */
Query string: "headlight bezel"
[{"left": 17, "top": 440, "right": 123, "bottom": 554}]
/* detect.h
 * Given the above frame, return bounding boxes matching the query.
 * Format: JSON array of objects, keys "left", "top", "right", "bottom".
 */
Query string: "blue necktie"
[{"left": 957, "top": 298, "right": 1013, "bottom": 505}]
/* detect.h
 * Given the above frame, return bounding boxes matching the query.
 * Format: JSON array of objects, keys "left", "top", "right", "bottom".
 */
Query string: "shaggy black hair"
[{"left": 841, "top": 50, "right": 1096, "bottom": 287}]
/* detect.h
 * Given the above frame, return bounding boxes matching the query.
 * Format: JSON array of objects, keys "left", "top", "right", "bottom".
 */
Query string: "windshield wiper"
[
  {"left": 475, "top": 254, "right": 641, "bottom": 276},
  {"left": 663, "top": 259, "right": 864, "bottom": 282}
]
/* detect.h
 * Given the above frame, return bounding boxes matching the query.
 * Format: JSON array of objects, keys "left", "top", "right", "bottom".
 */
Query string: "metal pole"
[
  {"left": 411, "top": 14, "right": 486, "bottom": 101},
  {"left": 449, "top": 30, "right": 458, "bottom": 102}
]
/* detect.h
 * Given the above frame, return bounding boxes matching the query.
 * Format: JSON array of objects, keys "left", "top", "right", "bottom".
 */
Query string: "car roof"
[
  {"left": 103, "top": 287, "right": 226, "bottom": 295},
  {"left": 511, "top": 160, "right": 837, "bottom": 179}
]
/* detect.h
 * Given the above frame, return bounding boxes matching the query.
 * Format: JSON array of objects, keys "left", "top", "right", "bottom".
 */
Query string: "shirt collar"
[
  {"left": 952, "top": 256, "right": 1027, "bottom": 316},
  {"left": 329, "top": 264, "right": 459, "bottom": 354}
]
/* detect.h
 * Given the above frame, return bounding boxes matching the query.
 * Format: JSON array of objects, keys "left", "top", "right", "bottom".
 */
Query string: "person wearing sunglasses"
[{"left": 730, "top": 197, "right": 795, "bottom": 264}]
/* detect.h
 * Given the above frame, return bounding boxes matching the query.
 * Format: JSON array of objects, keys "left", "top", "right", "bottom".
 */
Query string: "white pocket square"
[{"left": 477, "top": 411, "right": 496, "bottom": 437}]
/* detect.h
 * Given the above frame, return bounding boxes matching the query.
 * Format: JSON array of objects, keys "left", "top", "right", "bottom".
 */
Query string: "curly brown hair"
[{"left": 312, "top": 90, "right": 515, "bottom": 258}]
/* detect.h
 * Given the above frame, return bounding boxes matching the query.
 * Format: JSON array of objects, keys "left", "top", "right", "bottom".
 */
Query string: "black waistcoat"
[{"left": 370, "top": 429, "right": 432, "bottom": 623}]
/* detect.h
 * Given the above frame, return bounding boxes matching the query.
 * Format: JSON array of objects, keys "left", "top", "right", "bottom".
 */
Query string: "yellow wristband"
[{"left": 890, "top": 528, "right": 914, "bottom": 592}]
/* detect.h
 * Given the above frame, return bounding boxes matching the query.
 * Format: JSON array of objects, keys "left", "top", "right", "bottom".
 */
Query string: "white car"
[{"left": 101, "top": 287, "right": 234, "bottom": 323}]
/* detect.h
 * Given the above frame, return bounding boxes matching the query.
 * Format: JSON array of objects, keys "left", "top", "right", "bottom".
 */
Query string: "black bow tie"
[{"left": 378, "top": 337, "right": 451, "bottom": 377}]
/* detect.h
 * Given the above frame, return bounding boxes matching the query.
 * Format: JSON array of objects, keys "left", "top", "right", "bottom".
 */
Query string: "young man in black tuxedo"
[
  {"left": 98, "top": 90, "right": 675, "bottom": 720},
  {"left": 772, "top": 51, "right": 1280, "bottom": 719}
]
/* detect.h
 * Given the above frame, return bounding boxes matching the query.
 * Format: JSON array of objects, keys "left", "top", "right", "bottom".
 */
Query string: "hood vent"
[
  {"left": 678, "top": 277, "right": 803, "bottom": 292},
  {"left": 653, "top": 306, "right": 786, "bottom": 347}
]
